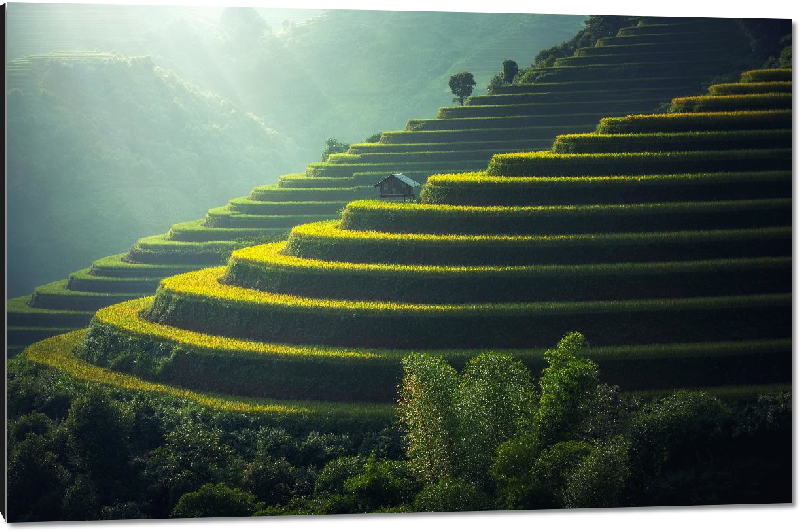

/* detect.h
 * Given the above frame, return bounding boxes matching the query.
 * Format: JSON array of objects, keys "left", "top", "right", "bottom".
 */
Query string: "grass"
[
  {"left": 740, "top": 69, "right": 792, "bottom": 83},
  {"left": 7, "top": 296, "right": 94, "bottom": 327},
  {"left": 22, "top": 330, "right": 396, "bottom": 420},
  {"left": 669, "top": 93, "right": 791, "bottom": 113},
  {"left": 225, "top": 242, "right": 790, "bottom": 304},
  {"left": 708, "top": 81, "right": 791, "bottom": 95},
  {"left": 66, "top": 268, "right": 161, "bottom": 293},
  {"left": 421, "top": 171, "right": 792, "bottom": 206},
  {"left": 77, "top": 298, "right": 792, "bottom": 398},
  {"left": 485, "top": 149, "right": 791, "bottom": 177},
  {"left": 596, "top": 110, "right": 791, "bottom": 133},
  {"left": 88, "top": 254, "right": 198, "bottom": 278},
  {"left": 30, "top": 279, "right": 141, "bottom": 311},
  {"left": 436, "top": 99, "right": 660, "bottom": 119},
  {"left": 248, "top": 185, "right": 375, "bottom": 202},
  {"left": 551, "top": 130, "right": 791, "bottom": 154}
]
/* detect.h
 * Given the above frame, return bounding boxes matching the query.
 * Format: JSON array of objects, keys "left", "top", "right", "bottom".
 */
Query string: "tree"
[
  {"left": 364, "top": 132, "right": 383, "bottom": 143},
  {"left": 399, "top": 351, "right": 536, "bottom": 486},
  {"left": 448, "top": 72, "right": 476, "bottom": 106},
  {"left": 533, "top": 332, "right": 600, "bottom": 446},
  {"left": 321, "top": 137, "right": 350, "bottom": 162},
  {"left": 487, "top": 60, "right": 519, "bottom": 93},
  {"left": 502, "top": 60, "right": 518, "bottom": 84},
  {"left": 64, "top": 388, "right": 134, "bottom": 483},
  {"left": 397, "top": 352, "right": 460, "bottom": 483}
]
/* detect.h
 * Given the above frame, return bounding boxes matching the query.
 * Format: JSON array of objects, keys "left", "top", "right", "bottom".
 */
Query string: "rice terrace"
[{"left": 4, "top": 2, "right": 794, "bottom": 524}]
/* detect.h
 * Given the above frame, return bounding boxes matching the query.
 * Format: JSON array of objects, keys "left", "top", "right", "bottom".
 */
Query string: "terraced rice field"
[
  {"left": 7, "top": 17, "right": 763, "bottom": 359},
  {"left": 17, "top": 67, "right": 792, "bottom": 420}
]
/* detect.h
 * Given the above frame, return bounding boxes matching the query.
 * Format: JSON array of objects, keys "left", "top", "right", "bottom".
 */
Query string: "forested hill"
[
  {"left": 7, "top": 53, "right": 300, "bottom": 298},
  {"left": 7, "top": 4, "right": 586, "bottom": 161},
  {"left": 224, "top": 9, "right": 586, "bottom": 148}
]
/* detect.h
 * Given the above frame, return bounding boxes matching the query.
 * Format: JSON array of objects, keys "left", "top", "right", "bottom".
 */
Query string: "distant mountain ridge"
[{"left": 7, "top": 52, "right": 300, "bottom": 298}]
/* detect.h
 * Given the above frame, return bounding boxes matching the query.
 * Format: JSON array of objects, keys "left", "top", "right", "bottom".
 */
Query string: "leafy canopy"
[{"left": 449, "top": 71, "right": 476, "bottom": 106}]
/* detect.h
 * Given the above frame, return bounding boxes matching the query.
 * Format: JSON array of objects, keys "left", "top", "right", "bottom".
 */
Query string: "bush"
[
  {"left": 343, "top": 456, "right": 419, "bottom": 509},
  {"left": 412, "top": 478, "right": 492, "bottom": 512},
  {"left": 534, "top": 332, "right": 598, "bottom": 445},
  {"left": 315, "top": 456, "right": 367, "bottom": 495},
  {"left": 562, "top": 436, "right": 630, "bottom": 508},
  {"left": 242, "top": 456, "right": 299, "bottom": 505},
  {"left": 170, "top": 483, "right": 262, "bottom": 518},
  {"left": 64, "top": 387, "right": 134, "bottom": 481},
  {"left": 321, "top": 137, "right": 350, "bottom": 162},
  {"left": 627, "top": 390, "right": 728, "bottom": 479},
  {"left": 397, "top": 352, "right": 460, "bottom": 483},
  {"left": 493, "top": 438, "right": 592, "bottom": 509}
]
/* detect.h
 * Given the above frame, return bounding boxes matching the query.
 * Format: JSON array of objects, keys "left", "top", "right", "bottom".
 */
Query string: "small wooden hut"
[{"left": 374, "top": 173, "right": 421, "bottom": 202}]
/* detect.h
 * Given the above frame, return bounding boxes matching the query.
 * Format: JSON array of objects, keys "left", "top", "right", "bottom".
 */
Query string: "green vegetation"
[
  {"left": 528, "top": 16, "right": 633, "bottom": 69},
  {"left": 321, "top": 138, "right": 351, "bottom": 162},
  {"left": 6, "top": 53, "right": 300, "bottom": 299},
  {"left": 596, "top": 110, "right": 791, "bottom": 133},
  {"left": 552, "top": 130, "right": 791, "bottom": 153},
  {"left": 398, "top": 335, "right": 790, "bottom": 509},
  {"left": 486, "top": 149, "right": 791, "bottom": 177},
  {"left": 7, "top": 332, "right": 790, "bottom": 519},
  {"left": 449, "top": 72, "right": 477, "bottom": 106},
  {"left": 422, "top": 171, "right": 791, "bottom": 206},
  {"left": 7, "top": 15, "right": 792, "bottom": 520}
]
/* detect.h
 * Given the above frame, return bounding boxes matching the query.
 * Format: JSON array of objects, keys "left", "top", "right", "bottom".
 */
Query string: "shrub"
[
  {"left": 315, "top": 456, "right": 366, "bottom": 495},
  {"left": 493, "top": 437, "right": 592, "bottom": 509},
  {"left": 562, "top": 436, "right": 630, "bottom": 508},
  {"left": 170, "top": 483, "right": 261, "bottom": 518},
  {"left": 321, "top": 137, "right": 350, "bottom": 162},
  {"left": 342, "top": 456, "right": 419, "bottom": 509},
  {"left": 412, "top": 478, "right": 492, "bottom": 512},
  {"left": 626, "top": 390, "right": 728, "bottom": 480}
]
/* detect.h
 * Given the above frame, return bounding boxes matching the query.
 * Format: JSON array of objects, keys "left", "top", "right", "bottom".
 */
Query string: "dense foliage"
[
  {"left": 320, "top": 137, "right": 351, "bottom": 162},
  {"left": 527, "top": 16, "right": 632, "bottom": 70},
  {"left": 7, "top": 332, "right": 790, "bottom": 520},
  {"left": 6, "top": 353, "right": 401, "bottom": 522},
  {"left": 448, "top": 72, "right": 477, "bottom": 106},
  {"left": 487, "top": 59, "right": 520, "bottom": 92}
]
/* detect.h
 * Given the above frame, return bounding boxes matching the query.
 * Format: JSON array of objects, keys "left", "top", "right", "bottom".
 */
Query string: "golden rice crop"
[
  {"left": 95, "top": 297, "right": 383, "bottom": 360},
  {"left": 23, "top": 330, "right": 396, "bottom": 418}
]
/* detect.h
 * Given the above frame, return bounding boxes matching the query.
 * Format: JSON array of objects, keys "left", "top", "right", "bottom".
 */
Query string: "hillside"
[
  {"left": 6, "top": 4, "right": 586, "bottom": 162},
  {"left": 138, "top": 8, "right": 586, "bottom": 156},
  {"left": 5, "top": 12, "right": 793, "bottom": 520},
  {"left": 6, "top": 16, "right": 760, "bottom": 356},
  {"left": 7, "top": 53, "right": 301, "bottom": 298},
  {"left": 5, "top": 6, "right": 585, "bottom": 301},
  {"left": 25, "top": 66, "right": 791, "bottom": 406}
]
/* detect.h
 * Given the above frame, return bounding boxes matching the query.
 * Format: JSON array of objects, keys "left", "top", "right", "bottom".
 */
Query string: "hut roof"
[{"left": 373, "top": 173, "right": 421, "bottom": 188}]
